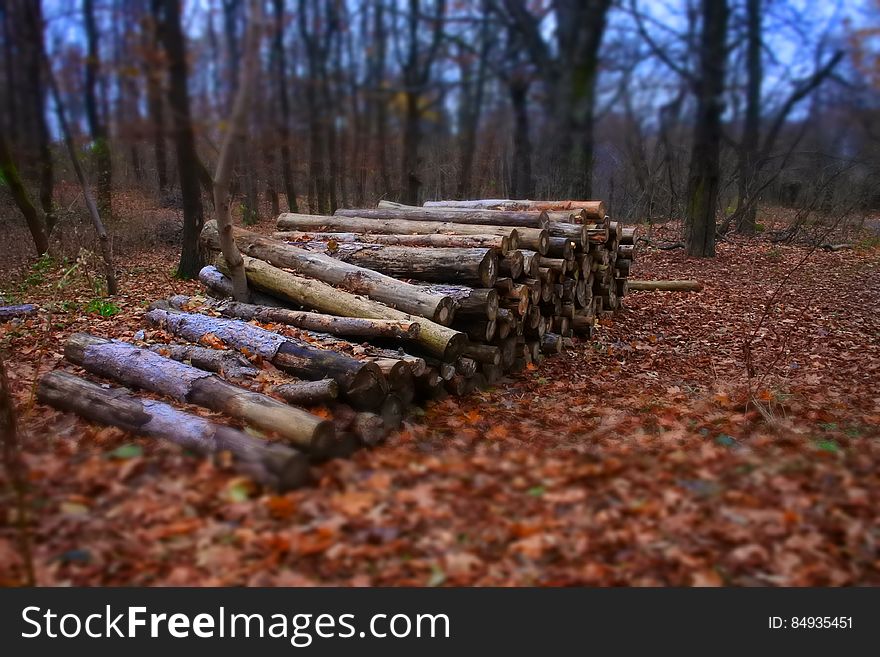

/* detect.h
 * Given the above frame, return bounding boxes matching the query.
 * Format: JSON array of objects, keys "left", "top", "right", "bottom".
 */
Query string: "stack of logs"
[{"left": 37, "top": 199, "right": 636, "bottom": 491}]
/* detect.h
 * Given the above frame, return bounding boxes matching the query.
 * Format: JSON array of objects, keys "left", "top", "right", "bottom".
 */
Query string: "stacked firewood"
[{"left": 37, "top": 199, "right": 635, "bottom": 491}]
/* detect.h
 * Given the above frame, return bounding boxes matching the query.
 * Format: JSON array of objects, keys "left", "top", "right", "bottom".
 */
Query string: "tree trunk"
[
  {"left": 413, "top": 284, "right": 498, "bottom": 320},
  {"left": 38, "top": 371, "right": 311, "bottom": 490},
  {"left": 336, "top": 206, "right": 548, "bottom": 228},
  {"left": 735, "top": 0, "right": 761, "bottom": 235},
  {"left": 218, "top": 255, "right": 466, "bottom": 361},
  {"left": 275, "top": 230, "right": 511, "bottom": 253},
  {"left": 0, "top": 304, "right": 38, "bottom": 321},
  {"left": 167, "top": 294, "right": 420, "bottom": 339},
  {"left": 271, "top": 0, "right": 298, "bottom": 212},
  {"left": 685, "top": 0, "right": 728, "bottom": 258},
  {"left": 157, "top": 0, "right": 205, "bottom": 278},
  {"left": 508, "top": 78, "right": 534, "bottom": 199},
  {"left": 0, "top": 132, "right": 48, "bottom": 255},
  {"left": 64, "top": 333, "right": 337, "bottom": 453},
  {"left": 144, "top": 2, "right": 168, "bottom": 192},
  {"left": 201, "top": 221, "right": 456, "bottom": 324},
  {"left": 83, "top": 0, "right": 112, "bottom": 220},
  {"left": 211, "top": 0, "right": 262, "bottom": 301}
]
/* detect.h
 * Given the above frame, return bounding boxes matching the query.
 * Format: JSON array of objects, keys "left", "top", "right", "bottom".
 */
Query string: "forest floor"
[{"left": 1, "top": 212, "right": 879, "bottom": 586}]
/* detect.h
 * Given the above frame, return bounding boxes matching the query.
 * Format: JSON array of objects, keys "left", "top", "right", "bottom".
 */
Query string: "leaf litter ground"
[{"left": 1, "top": 225, "right": 878, "bottom": 586}]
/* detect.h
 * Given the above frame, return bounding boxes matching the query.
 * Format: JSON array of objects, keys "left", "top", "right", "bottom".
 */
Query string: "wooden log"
[
  {"left": 329, "top": 403, "right": 386, "bottom": 447},
  {"left": 0, "top": 304, "right": 37, "bottom": 320},
  {"left": 146, "top": 343, "right": 259, "bottom": 379},
  {"left": 541, "top": 333, "right": 564, "bottom": 355},
  {"left": 546, "top": 221, "right": 588, "bottom": 247},
  {"left": 523, "top": 278, "right": 542, "bottom": 304},
  {"left": 364, "top": 352, "right": 426, "bottom": 378},
  {"left": 423, "top": 199, "right": 606, "bottom": 221},
  {"left": 495, "top": 308, "right": 515, "bottom": 340},
  {"left": 336, "top": 206, "right": 549, "bottom": 229},
  {"left": 608, "top": 221, "right": 623, "bottom": 241},
  {"left": 552, "top": 316, "right": 570, "bottom": 336},
  {"left": 145, "top": 308, "right": 388, "bottom": 411},
  {"left": 424, "top": 358, "right": 456, "bottom": 381},
  {"left": 627, "top": 280, "right": 702, "bottom": 292},
  {"left": 198, "top": 266, "right": 284, "bottom": 307},
  {"left": 380, "top": 393, "right": 405, "bottom": 431},
  {"left": 37, "top": 371, "right": 311, "bottom": 490},
  {"left": 273, "top": 379, "right": 339, "bottom": 406},
  {"left": 620, "top": 226, "right": 638, "bottom": 245},
  {"left": 456, "top": 319, "right": 496, "bottom": 343},
  {"left": 617, "top": 244, "right": 635, "bottom": 260},
  {"left": 481, "top": 363, "right": 503, "bottom": 385},
  {"left": 546, "top": 237, "right": 576, "bottom": 259},
  {"left": 415, "top": 367, "right": 444, "bottom": 397},
  {"left": 273, "top": 230, "right": 511, "bottom": 254},
  {"left": 167, "top": 294, "right": 420, "bottom": 340},
  {"left": 571, "top": 312, "right": 594, "bottom": 336},
  {"left": 277, "top": 212, "right": 519, "bottom": 249},
  {"left": 463, "top": 342, "right": 501, "bottom": 366},
  {"left": 412, "top": 283, "right": 498, "bottom": 321},
  {"left": 615, "top": 278, "right": 629, "bottom": 298},
  {"left": 496, "top": 336, "right": 518, "bottom": 369},
  {"left": 372, "top": 359, "right": 415, "bottom": 406},
  {"left": 445, "top": 373, "right": 470, "bottom": 396},
  {"left": 513, "top": 227, "right": 549, "bottom": 255},
  {"left": 63, "top": 334, "right": 337, "bottom": 455},
  {"left": 288, "top": 241, "right": 499, "bottom": 288},
  {"left": 455, "top": 357, "right": 478, "bottom": 378},
  {"left": 520, "top": 250, "right": 540, "bottom": 278},
  {"left": 500, "top": 250, "right": 525, "bottom": 279},
  {"left": 222, "top": 256, "right": 465, "bottom": 361},
  {"left": 202, "top": 221, "right": 455, "bottom": 325}
]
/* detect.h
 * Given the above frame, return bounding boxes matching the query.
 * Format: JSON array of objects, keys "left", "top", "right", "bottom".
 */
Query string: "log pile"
[{"left": 37, "top": 198, "right": 636, "bottom": 491}]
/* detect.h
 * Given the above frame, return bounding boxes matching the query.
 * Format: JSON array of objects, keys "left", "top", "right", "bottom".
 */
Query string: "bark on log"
[
  {"left": 198, "top": 266, "right": 284, "bottom": 307},
  {"left": 145, "top": 308, "right": 388, "bottom": 411},
  {"left": 146, "top": 343, "right": 259, "bottom": 379},
  {"left": 37, "top": 371, "right": 311, "bottom": 490},
  {"left": 63, "top": 334, "right": 336, "bottom": 454},
  {"left": 627, "top": 280, "right": 702, "bottom": 292},
  {"left": 456, "top": 319, "right": 496, "bottom": 342},
  {"left": 0, "top": 304, "right": 37, "bottom": 320},
  {"left": 277, "top": 213, "right": 519, "bottom": 249},
  {"left": 202, "top": 221, "right": 455, "bottom": 325},
  {"left": 519, "top": 251, "right": 540, "bottom": 278},
  {"left": 285, "top": 240, "right": 499, "bottom": 288},
  {"left": 500, "top": 250, "right": 525, "bottom": 279},
  {"left": 336, "top": 206, "right": 549, "bottom": 228},
  {"left": 273, "top": 230, "right": 511, "bottom": 254},
  {"left": 273, "top": 379, "right": 339, "bottom": 406},
  {"left": 412, "top": 283, "right": 498, "bottom": 321},
  {"left": 455, "top": 357, "right": 478, "bottom": 378},
  {"left": 546, "top": 237, "right": 576, "bottom": 259},
  {"left": 168, "top": 294, "right": 419, "bottom": 340},
  {"left": 617, "top": 244, "right": 635, "bottom": 260},
  {"left": 423, "top": 199, "right": 606, "bottom": 221},
  {"left": 620, "top": 226, "right": 638, "bottom": 245},
  {"left": 546, "top": 221, "right": 588, "bottom": 247},
  {"left": 372, "top": 359, "right": 415, "bottom": 406},
  {"left": 219, "top": 256, "right": 465, "bottom": 361},
  {"left": 462, "top": 343, "right": 501, "bottom": 366},
  {"left": 541, "top": 333, "right": 564, "bottom": 355}
]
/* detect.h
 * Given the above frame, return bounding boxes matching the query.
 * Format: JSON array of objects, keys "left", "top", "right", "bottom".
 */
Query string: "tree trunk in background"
[
  {"left": 144, "top": 1, "right": 168, "bottom": 193},
  {"left": 157, "top": 0, "right": 204, "bottom": 278},
  {"left": 685, "top": 0, "right": 728, "bottom": 258},
  {"left": 83, "top": 0, "right": 112, "bottom": 220},
  {"left": 401, "top": 90, "right": 421, "bottom": 205},
  {"left": 371, "top": 0, "right": 391, "bottom": 198},
  {"left": 736, "top": 0, "right": 761, "bottom": 235},
  {"left": 455, "top": 8, "right": 490, "bottom": 199},
  {"left": 508, "top": 78, "right": 533, "bottom": 199},
  {"left": 0, "top": 131, "right": 48, "bottom": 254},
  {"left": 272, "top": 0, "right": 298, "bottom": 212}
]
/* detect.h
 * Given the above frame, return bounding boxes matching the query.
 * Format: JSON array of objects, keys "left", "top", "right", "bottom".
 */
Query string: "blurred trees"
[{"left": 0, "top": 0, "right": 872, "bottom": 268}]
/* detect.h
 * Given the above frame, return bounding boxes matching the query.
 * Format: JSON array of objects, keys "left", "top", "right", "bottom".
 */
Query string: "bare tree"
[{"left": 83, "top": 0, "right": 113, "bottom": 219}]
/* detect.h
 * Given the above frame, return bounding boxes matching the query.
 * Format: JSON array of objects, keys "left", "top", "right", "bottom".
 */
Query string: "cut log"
[
  {"left": 456, "top": 319, "right": 496, "bottom": 342},
  {"left": 336, "top": 206, "right": 549, "bottom": 229},
  {"left": 455, "top": 357, "right": 478, "bottom": 378},
  {"left": 423, "top": 199, "right": 606, "bottom": 222},
  {"left": 512, "top": 227, "right": 549, "bottom": 254},
  {"left": 546, "top": 221, "right": 588, "bottom": 247},
  {"left": 220, "top": 256, "right": 465, "bottom": 361},
  {"left": 540, "top": 333, "right": 564, "bottom": 355},
  {"left": 277, "top": 213, "right": 519, "bottom": 250},
  {"left": 380, "top": 393, "right": 405, "bottom": 431},
  {"left": 63, "top": 334, "right": 337, "bottom": 455},
  {"left": 202, "top": 221, "right": 454, "bottom": 325},
  {"left": 546, "top": 237, "right": 576, "bottom": 259},
  {"left": 0, "top": 304, "right": 37, "bottom": 320},
  {"left": 462, "top": 343, "right": 501, "bottom": 366},
  {"left": 500, "top": 250, "right": 524, "bottom": 279},
  {"left": 286, "top": 241, "right": 499, "bottom": 288},
  {"left": 519, "top": 250, "right": 541, "bottom": 278},
  {"left": 37, "top": 371, "right": 311, "bottom": 490},
  {"left": 620, "top": 226, "right": 638, "bottom": 245},
  {"left": 273, "top": 230, "right": 511, "bottom": 254},
  {"left": 372, "top": 359, "right": 415, "bottom": 406},
  {"left": 198, "top": 266, "right": 284, "bottom": 307},
  {"left": 145, "top": 308, "right": 388, "bottom": 411},
  {"left": 617, "top": 244, "right": 635, "bottom": 260},
  {"left": 627, "top": 280, "right": 702, "bottom": 292},
  {"left": 273, "top": 379, "right": 339, "bottom": 406},
  {"left": 146, "top": 343, "right": 259, "bottom": 379},
  {"left": 412, "top": 283, "right": 498, "bottom": 321},
  {"left": 167, "top": 294, "right": 419, "bottom": 340}
]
